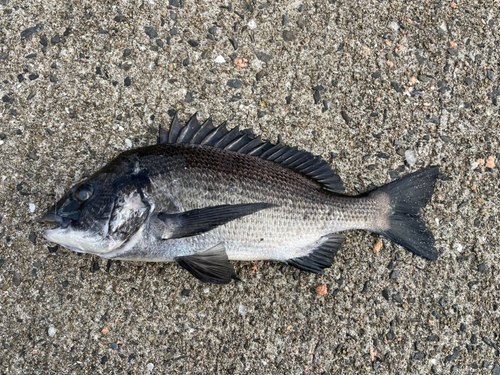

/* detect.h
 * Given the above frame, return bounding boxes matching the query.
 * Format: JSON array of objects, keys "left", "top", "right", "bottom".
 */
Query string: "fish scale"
[{"left": 43, "top": 113, "right": 440, "bottom": 284}]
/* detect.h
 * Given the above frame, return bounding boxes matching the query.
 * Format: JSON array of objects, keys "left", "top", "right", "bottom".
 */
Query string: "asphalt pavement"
[{"left": 0, "top": 0, "right": 499, "bottom": 374}]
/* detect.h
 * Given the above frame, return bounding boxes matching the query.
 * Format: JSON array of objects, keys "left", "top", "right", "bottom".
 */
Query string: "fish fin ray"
[
  {"left": 214, "top": 126, "right": 241, "bottom": 149},
  {"left": 287, "top": 234, "right": 346, "bottom": 274},
  {"left": 237, "top": 135, "right": 263, "bottom": 154},
  {"left": 200, "top": 122, "right": 228, "bottom": 145},
  {"left": 191, "top": 117, "right": 215, "bottom": 144},
  {"left": 175, "top": 244, "right": 238, "bottom": 284},
  {"left": 176, "top": 112, "right": 200, "bottom": 143},
  {"left": 168, "top": 112, "right": 183, "bottom": 143},
  {"left": 158, "top": 203, "right": 277, "bottom": 239},
  {"left": 158, "top": 126, "right": 169, "bottom": 144}
]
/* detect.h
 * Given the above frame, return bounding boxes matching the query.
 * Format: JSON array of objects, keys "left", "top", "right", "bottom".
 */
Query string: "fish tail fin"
[{"left": 372, "top": 166, "right": 440, "bottom": 260}]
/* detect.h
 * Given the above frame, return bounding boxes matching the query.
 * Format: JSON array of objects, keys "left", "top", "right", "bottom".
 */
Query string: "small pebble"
[
  {"left": 444, "top": 347, "right": 461, "bottom": 362},
  {"left": 185, "top": 92, "right": 194, "bottom": 103},
  {"left": 238, "top": 304, "right": 247, "bottom": 315},
  {"left": 322, "top": 100, "right": 329, "bottom": 113},
  {"left": 229, "top": 38, "right": 238, "bottom": 51},
  {"left": 313, "top": 90, "right": 321, "bottom": 104},
  {"left": 391, "top": 82, "right": 403, "bottom": 93},
  {"left": 144, "top": 27, "right": 158, "bottom": 38},
  {"left": 485, "top": 156, "right": 495, "bottom": 169},
  {"left": 373, "top": 238, "right": 383, "bottom": 253},
  {"left": 48, "top": 326, "right": 57, "bottom": 337},
  {"left": 214, "top": 55, "right": 226, "bottom": 63},
  {"left": 389, "top": 22, "right": 399, "bottom": 31},
  {"left": 124, "top": 77, "right": 132, "bottom": 86},
  {"left": 28, "top": 231, "right": 37, "bottom": 244},
  {"left": 125, "top": 139, "right": 132, "bottom": 147},
  {"left": 21, "top": 24, "right": 42, "bottom": 40},
  {"left": 386, "top": 330, "right": 395, "bottom": 340},
  {"left": 248, "top": 20, "right": 257, "bottom": 29},
  {"left": 234, "top": 58, "right": 247, "bottom": 68},
  {"left": 382, "top": 288, "right": 390, "bottom": 301},
  {"left": 392, "top": 292, "right": 403, "bottom": 303},
  {"left": 29, "top": 203, "right": 36, "bottom": 213},
  {"left": 147, "top": 363, "right": 154, "bottom": 371},
  {"left": 341, "top": 111, "right": 351, "bottom": 124},
  {"left": 227, "top": 79, "right": 242, "bottom": 89},
  {"left": 316, "top": 284, "right": 327, "bottom": 296},
  {"left": 114, "top": 15, "right": 126, "bottom": 22},
  {"left": 255, "top": 51, "right": 272, "bottom": 63},
  {"left": 405, "top": 150, "right": 417, "bottom": 166}
]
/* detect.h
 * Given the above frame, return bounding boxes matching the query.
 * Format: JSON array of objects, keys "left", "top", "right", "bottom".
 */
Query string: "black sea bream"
[{"left": 43, "top": 113, "right": 439, "bottom": 284}]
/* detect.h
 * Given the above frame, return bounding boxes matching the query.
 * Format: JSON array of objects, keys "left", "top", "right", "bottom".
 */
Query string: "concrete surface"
[{"left": 1, "top": 0, "right": 499, "bottom": 374}]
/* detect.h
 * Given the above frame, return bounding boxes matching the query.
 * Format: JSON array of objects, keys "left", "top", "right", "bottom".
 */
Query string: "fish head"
[{"left": 43, "top": 156, "right": 152, "bottom": 255}]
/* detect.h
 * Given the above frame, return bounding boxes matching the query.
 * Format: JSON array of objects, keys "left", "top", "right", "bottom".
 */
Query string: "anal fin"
[
  {"left": 175, "top": 244, "right": 238, "bottom": 285},
  {"left": 287, "top": 234, "right": 346, "bottom": 274}
]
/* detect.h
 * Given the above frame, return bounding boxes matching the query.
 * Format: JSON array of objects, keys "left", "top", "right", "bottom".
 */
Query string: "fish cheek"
[{"left": 108, "top": 190, "right": 150, "bottom": 242}]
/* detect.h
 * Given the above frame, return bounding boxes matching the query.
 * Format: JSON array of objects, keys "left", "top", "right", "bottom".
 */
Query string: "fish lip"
[
  {"left": 42, "top": 211, "right": 59, "bottom": 224},
  {"left": 42, "top": 209, "right": 74, "bottom": 228}
]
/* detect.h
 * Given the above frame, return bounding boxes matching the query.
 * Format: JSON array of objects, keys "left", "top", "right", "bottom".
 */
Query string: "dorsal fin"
[{"left": 162, "top": 114, "right": 344, "bottom": 193}]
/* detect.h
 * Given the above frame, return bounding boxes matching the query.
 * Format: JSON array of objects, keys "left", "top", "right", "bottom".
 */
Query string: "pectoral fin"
[
  {"left": 158, "top": 203, "right": 276, "bottom": 239},
  {"left": 175, "top": 244, "right": 239, "bottom": 285}
]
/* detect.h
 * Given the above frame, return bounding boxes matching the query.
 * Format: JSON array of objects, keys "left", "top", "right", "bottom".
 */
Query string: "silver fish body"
[{"left": 43, "top": 114, "right": 439, "bottom": 284}]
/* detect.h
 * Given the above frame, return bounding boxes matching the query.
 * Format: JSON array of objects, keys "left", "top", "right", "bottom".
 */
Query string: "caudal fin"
[{"left": 373, "top": 166, "right": 440, "bottom": 260}]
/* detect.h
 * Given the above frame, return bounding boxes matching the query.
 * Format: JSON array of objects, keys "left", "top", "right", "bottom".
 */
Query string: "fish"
[{"left": 42, "top": 113, "right": 440, "bottom": 285}]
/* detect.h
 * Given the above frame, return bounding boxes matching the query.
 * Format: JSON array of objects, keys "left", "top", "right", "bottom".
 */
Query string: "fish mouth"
[
  {"left": 42, "top": 210, "right": 74, "bottom": 229},
  {"left": 42, "top": 208, "right": 114, "bottom": 254}
]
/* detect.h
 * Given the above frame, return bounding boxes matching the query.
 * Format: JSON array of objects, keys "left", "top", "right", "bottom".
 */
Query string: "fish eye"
[{"left": 75, "top": 184, "right": 94, "bottom": 202}]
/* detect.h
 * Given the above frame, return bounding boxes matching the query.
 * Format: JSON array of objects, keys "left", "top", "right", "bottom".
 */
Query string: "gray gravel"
[{"left": 1, "top": 0, "right": 499, "bottom": 374}]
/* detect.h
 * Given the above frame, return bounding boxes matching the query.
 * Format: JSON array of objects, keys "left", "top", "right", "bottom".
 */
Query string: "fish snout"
[{"left": 42, "top": 207, "right": 74, "bottom": 228}]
